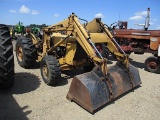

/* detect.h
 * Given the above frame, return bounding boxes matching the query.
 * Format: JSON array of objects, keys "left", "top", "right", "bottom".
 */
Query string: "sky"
[{"left": 0, "top": 0, "right": 159, "bottom": 30}]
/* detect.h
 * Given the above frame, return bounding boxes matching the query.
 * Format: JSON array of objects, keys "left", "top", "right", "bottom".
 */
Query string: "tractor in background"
[
  {"left": 113, "top": 8, "right": 160, "bottom": 73},
  {"left": 12, "top": 21, "right": 26, "bottom": 40},
  {"left": 26, "top": 24, "right": 39, "bottom": 35}
]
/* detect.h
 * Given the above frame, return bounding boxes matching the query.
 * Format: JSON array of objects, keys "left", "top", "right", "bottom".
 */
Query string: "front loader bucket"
[{"left": 67, "top": 63, "right": 141, "bottom": 113}]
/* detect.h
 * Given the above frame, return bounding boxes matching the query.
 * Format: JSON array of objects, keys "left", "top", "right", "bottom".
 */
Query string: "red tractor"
[{"left": 113, "top": 8, "right": 160, "bottom": 73}]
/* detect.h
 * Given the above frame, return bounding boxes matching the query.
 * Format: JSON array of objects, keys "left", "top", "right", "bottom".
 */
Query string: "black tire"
[
  {"left": 0, "top": 24, "right": 14, "bottom": 90},
  {"left": 102, "top": 43, "right": 111, "bottom": 58},
  {"left": 145, "top": 56, "right": 160, "bottom": 73},
  {"left": 16, "top": 36, "right": 37, "bottom": 68},
  {"left": 83, "top": 61, "right": 95, "bottom": 72},
  {"left": 95, "top": 43, "right": 110, "bottom": 58},
  {"left": 40, "top": 55, "right": 61, "bottom": 86}
]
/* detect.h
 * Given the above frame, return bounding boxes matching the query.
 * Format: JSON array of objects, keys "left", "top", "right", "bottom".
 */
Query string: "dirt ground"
[{"left": 0, "top": 48, "right": 160, "bottom": 120}]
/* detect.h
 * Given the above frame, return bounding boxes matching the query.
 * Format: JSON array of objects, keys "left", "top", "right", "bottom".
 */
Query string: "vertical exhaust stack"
[{"left": 144, "top": 8, "right": 150, "bottom": 30}]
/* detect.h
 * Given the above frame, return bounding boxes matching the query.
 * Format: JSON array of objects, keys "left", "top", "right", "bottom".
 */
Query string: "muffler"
[{"left": 66, "top": 62, "right": 141, "bottom": 113}]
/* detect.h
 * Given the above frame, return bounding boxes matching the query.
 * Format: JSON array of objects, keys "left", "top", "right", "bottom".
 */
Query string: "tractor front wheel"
[
  {"left": 40, "top": 56, "right": 61, "bottom": 86},
  {"left": 145, "top": 56, "right": 160, "bottom": 73}
]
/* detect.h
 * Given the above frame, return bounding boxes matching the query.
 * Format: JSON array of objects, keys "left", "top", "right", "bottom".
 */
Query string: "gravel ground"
[{"left": 0, "top": 48, "right": 160, "bottom": 120}]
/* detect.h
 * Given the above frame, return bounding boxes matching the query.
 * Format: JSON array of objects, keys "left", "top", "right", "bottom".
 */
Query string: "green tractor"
[
  {"left": 12, "top": 21, "right": 25, "bottom": 40},
  {"left": 25, "top": 24, "right": 41, "bottom": 36},
  {"left": 31, "top": 27, "right": 41, "bottom": 36}
]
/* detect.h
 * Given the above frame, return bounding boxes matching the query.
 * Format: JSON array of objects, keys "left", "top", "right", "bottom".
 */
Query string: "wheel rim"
[
  {"left": 17, "top": 46, "right": 23, "bottom": 61},
  {"left": 147, "top": 61, "right": 158, "bottom": 70},
  {"left": 42, "top": 64, "right": 49, "bottom": 80}
]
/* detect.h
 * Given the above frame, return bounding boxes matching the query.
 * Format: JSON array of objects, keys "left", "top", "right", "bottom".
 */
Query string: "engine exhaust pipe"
[{"left": 144, "top": 8, "right": 150, "bottom": 30}]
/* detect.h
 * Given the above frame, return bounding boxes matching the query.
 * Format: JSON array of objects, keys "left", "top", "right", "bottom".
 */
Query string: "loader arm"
[
  {"left": 97, "top": 19, "right": 130, "bottom": 68},
  {"left": 43, "top": 13, "right": 108, "bottom": 76},
  {"left": 86, "top": 18, "right": 130, "bottom": 69}
]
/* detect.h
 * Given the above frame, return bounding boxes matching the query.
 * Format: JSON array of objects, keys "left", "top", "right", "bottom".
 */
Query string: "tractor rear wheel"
[
  {"left": 145, "top": 56, "right": 160, "bottom": 73},
  {"left": 0, "top": 24, "right": 14, "bottom": 90},
  {"left": 16, "top": 36, "right": 37, "bottom": 68},
  {"left": 40, "top": 55, "right": 61, "bottom": 86}
]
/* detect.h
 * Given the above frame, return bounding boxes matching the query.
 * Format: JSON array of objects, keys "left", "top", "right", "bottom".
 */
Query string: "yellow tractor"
[{"left": 15, "top": 13, "right": 141, "bottom": 113}]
